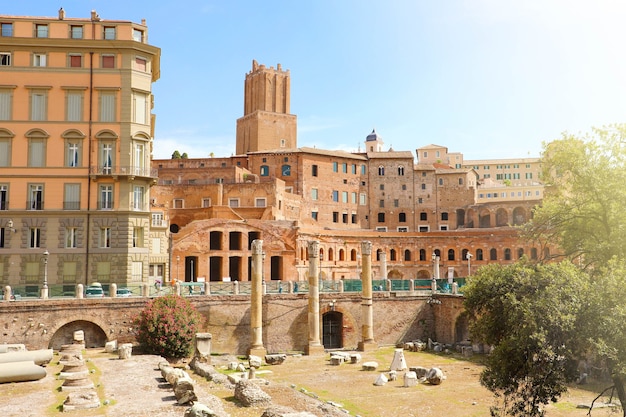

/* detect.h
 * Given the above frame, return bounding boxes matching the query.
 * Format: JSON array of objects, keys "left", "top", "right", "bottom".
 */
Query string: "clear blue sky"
[{"left": 5, "top": 1, "right": 626, "bottom": 160}]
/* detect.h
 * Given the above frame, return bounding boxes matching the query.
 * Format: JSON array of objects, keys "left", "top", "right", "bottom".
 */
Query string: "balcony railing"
[
  {"left": 63, "top": 201, "right": 81, "bottom": 210},
  {"left": 0, "top": 200, "right": 8, "bottom": 210},
  {"left": 97, "top": 200, "right": 114, "bottom": 210},
  {"left": 27, "top": 200, "right": 44, "bottom": 210},
  {"left": 90, "top": 165, "right": 158, "bottom": 178}
]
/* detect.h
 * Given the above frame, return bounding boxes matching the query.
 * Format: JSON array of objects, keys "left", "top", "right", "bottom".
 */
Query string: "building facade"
[{"left": 0, "top": 10, "right": 166, "bottom": 294}]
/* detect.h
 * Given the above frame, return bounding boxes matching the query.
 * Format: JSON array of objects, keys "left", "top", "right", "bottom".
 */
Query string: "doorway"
[{"left": 322, "top": 311, "right": 343, "bottom": 349}]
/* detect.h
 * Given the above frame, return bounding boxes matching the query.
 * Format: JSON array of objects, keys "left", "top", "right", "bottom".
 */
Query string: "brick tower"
[{"left": 236, "top": 60, "right": 297, "bottom": 154}]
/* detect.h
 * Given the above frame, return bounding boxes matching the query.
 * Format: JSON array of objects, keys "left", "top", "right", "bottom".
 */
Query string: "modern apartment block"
[
  {"left": 153, "top": 60, "right": 552, "bottom": 284},
  {"left": 0, "top": 10, "right": 166, "bottom": 294}
]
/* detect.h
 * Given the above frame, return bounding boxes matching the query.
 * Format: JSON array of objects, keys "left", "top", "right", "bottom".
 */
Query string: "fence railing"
[{"left": 0, "top": 278, "right": 466, "bottom": 301}]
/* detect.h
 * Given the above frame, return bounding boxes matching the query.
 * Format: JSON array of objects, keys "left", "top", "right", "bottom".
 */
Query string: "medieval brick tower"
[{"left": 235, "top": 60, "right": 297, "bottom": 154}]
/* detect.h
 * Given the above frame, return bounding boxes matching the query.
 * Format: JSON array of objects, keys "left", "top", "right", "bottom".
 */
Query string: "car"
[
  {"left": 85, "top": 286, "right": 104, "bottom": 298},
  {"left": 116, "top": 288, "right": 133, "bottom": 298}
]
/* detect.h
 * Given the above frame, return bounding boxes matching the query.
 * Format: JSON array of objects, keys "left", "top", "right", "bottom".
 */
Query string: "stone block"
[
  {"left": 104, "top": 340, "right": 117, "bottom": 353},
  {"left": 362, "top": 361, "right": 378, "bottom": 371},
  {"left": 118, "top": 343, "right": 132, "bottom": 360},
  {"left": 350, "top": 353, "right": 361, "bottom": 364},
  {"left": 373, "top": 373, "right": 388, "bottom": 386},
  {"left": 403, "top": 371, "right": 418, "bottom": 387}
]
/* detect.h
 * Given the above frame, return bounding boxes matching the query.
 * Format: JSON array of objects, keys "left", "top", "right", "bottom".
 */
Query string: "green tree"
[
  {"left": 181, "top": 152, "right": 188, "bottom": 159},
  {"left": 464, "top": 261, "right": 591, "bottom": 417},
  {"left": 134, "top": 295, "right": 203, "bottom": 359},
  {"left": 171, "top": 150, "right": 181, "bottom": 159}
]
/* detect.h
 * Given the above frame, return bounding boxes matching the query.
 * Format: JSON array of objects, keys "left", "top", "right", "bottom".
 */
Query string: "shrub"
[{"left": 134, "top": 295, "right": 203, "bottom": 359}]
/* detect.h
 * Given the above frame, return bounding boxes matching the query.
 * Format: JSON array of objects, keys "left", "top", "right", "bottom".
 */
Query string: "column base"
[
  {"left": 358, "top": 340, "right": 378, "bottom": 352},
  {"left": 305, "top": 344, "right": 325, "bottom": 356},
  {"left": 248, "top": 347, "right": 267, "bottom": 358}
]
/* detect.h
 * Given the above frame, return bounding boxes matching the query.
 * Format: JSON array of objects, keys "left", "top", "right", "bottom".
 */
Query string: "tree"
[
  {"left": 464, "top": 261, "right": 591, "bottom": 417},
  {"left": 134, "top": 295, "right": 203, "bottom": 359},
  {"left": 171, "top": 150, "right": 181, "bottom": 159},
  {"left": 181, "top": 152, "right": 188, "bottom": 159}
]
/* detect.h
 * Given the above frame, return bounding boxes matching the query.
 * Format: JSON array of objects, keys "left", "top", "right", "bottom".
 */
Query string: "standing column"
[
  {"left": 380, "top": 250, "right": 388, "bottom": 281},
  {"left": 249, "top": 239, "right": 266, "bottom": 357},
  {"left": 358, "top": 241, "right": 377, "bottom": 351},
  {"left": 306, "top": 240, "right": 324, "bottom": 355}
]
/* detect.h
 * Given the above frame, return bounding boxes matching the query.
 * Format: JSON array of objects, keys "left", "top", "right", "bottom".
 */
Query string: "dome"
[{"left": 366, "top": 129, "right": 382, "bottom": 142}]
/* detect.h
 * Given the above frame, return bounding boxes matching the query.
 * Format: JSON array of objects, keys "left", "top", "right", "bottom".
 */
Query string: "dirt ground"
[{"left": 0, "top": 346, "right": 620, "bottom": 417}]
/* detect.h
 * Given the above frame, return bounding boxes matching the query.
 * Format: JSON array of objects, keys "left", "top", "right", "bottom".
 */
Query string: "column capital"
[
  {"left": 307, "top": 240, "right": 319, "bottom": 258},
  {"left": 252, "top": 239, "right": 264, "bottom": 255},
  {"left": 361, "top": 241, "right": 372, "bottom": 255}
]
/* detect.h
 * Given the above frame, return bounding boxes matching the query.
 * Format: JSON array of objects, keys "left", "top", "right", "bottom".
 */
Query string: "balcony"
[
  {"left": 0, "top": 200, "right": 8, "bottom": 210},
  {"left": 63, "top": 201, "right": 81, "bottom": 210},
  {"left": 27, "top": 200, "right": 44, "bottom": 210},
  {"left": 90, "top": 165, "right": 158, "bottom": 181}
]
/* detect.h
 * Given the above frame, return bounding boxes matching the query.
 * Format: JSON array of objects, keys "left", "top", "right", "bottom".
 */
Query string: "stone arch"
[
  {"left": 61, "top": 128, "right": 86, "bottom": 139},
  {"left": 495, "top": 208, "right": 509, "bottom": 227},
  {"left": 388, "top": 269, "right": 403, "bottom": 279},
  {"left": 48, "top": 319, "right": 108, "bottom": 349},
  {"left": 416, "top": 269, "right": 430, "bottom": 279},
  {"left": 132, "top": 130, "right": 151, "bottom": 141},
  {"left": 512, "top": 206, "right": 527, "bottom": 225},
  {"left": 94, "top": 129, "right": 118, "bottom": 140},
  {"left": 479, "top": 209, "right": 491, "bottom": 228},
  {"left": 0, "top": 127, "right": 15, "bottom": 138}
]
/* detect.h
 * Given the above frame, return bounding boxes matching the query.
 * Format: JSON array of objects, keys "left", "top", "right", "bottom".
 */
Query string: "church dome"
[{"left": 366, "top": 129, "right": 382, "bottom": 142}]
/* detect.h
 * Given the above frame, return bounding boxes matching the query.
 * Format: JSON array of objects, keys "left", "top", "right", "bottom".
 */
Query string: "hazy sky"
[{"left": 4, "top": 1, "right": 626, "bottom": 160}]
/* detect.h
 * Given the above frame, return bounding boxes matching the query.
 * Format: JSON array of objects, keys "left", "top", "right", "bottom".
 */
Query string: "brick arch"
[{"left": 48, "top": 318, "right": 109, "bottom": 349}]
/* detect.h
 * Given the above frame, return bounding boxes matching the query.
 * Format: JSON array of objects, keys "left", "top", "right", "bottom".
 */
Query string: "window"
[
  {"left": 133, "top": 28, "right": 143, "bottom": 42},
  {"left": 64, "top": 183, "right": 80, "bottom": 210},
  {"left": 33, "top": 53, "right": 46, "bottom": 67},
  {"left": 133, "top": 227, "right": 143, "bottom": 247},
  {"left": 260, "top": 165, "right": 269, "bottom": 176},
  {"left": 101, "top": 54, "right": 115, "bottom": 68},
  {"left": 342, "top": 163, "right": 347, "bottom": 173},
  {"left": 103, "top": 26, "right": 116, "bottom": 40},
  {"left": 476, "top": 249, "right": 484, "bottom": 261},
  {"left": 420, "top": 212, "right": 427, "bottom": 221},
  {"left": 0, "top": 227, "right": 5, "bottom": 248},
  {"left": 378, "top": 166, "right": 385, "bottom": 176},
  {"left": 66, "top": 227, "right": 78, "bottom": 248},
  {"left": 100, "top": 227, "right": 111, "bottom": 248},
  {"left": 99, "top": 142, "right": 113, "bottom": 173},
  {"left": 351, "top": 192, "right": 357, "bottom": 204},
  {"left": 99, "top": 91, "right": 116, "bottom": 122},
  {"left": 351, "top": 213, "right": 357, "bottom": 223},
  {"left": 151, "top": 212, "right": 164, "bottom": 227},
  {"left": 490, "top": 248, "right": 498, "bottom": 260},
  {"left": 99, "top": 185, "right": 113, "bottom": 209},
  {"left": 1, "top": 23, "right": 13, "bottom": 37},
  {"left": 379, "top": 200, "right": 384, "bottom": 208},
  {"left": 399, "top": 212, "right": 406, "bottom": 222},
  {"left": 202, "top": 198, "right": 211, "bottom": 208},
  {"left": 281, "top": 164, "right": 291, "bottom": 176},
  {"left": 228, "top": 198, "right": 239, "bottom": 208},
  {"left": 379, "top": 184, "right": 384, "bottom": 190},
  {"left": 398, "top": 166, "right": 405, "bottom": 176},
  {"left": 134, "top": 142, "right": 145, "bottom": 175},
  {"left": 438, "top": 178, "right": 444, "bottom": 186},
  {"left": 29, "top": 184, "right": 43, "bottom": 210},
  {"left": 394, "top": 199, "right": 399, "bottom": 207},
  {"left": 526, "top": 173, "right": 533, "bottom": 179},
  {"left": 402, "top": 184, "right": 407, "bottom": 190},
  {"left": 312, "top": 165, "right": 318, "bottom": 176},
  {"left": 342, "top": 212, "right": 348, "bottom": 223},
  {"left": 66, "top": 141, "right": 81, "bottom": 167},
  {"left": 342, "top": 191, "right": 348, "bottom": 203},
  {"left": 29, "top": 227, "right": 41, "bottom": 248},
  {"left": 421, "top": 183, "right": 426, "bottom": 190},
  {"left": 378, "top": 212, "right": 385, "bottom": 222},
  {"left": 332, "top": 190, "right": 339, "bottom": 202},
  {"left": 255, "top": 198, "right": 266, "bottom": 207},
  {"left": 311, "top": 211, "right": 318, "bottom": 221},
  {"left": 332, "top": 162, "right": 338, "bottom": 172},
  {"left": 0, "top": 88, "right": 12, "bottom": 120},
  {"left": 135, "top": 56, "right": 147, "bottom": 72},
  {"left": 69, "top": 54, "right": 82, "bottom": 68},
  {"left": 361, "top": 164, "right": 366, "bottom": 175},
  {"left": 66, "top": 90, "right": 83, "bottom": 121},
  {"left": 173, "top": 199, "right": 183, "bottom": 208},
  {"left": 35, "top": 24, "right": 48, "bottom": 38},
  {"left": 133, "top": 92, "right": 148, "bottom": 124},
  {"left": 0, "top": 137, "right": 11, "bottom": 166},
  {"left": 133, "top": 186, "right": 145, "bottom": 210},
  {"left": 332, "top": 212, "right": 339, "bottom": 222},
  {"left": 0, "top": 184, "right": 7, "bottom": 210},
  {"left": 441, "top": 212, "right": 448, "bottom": 221},
  {"left": 29, "top": 138, "right": 46, "bottom": 166},
  {"left": 359, "top": 193, "right": 366, "bottom": 205},
  {"left": 30, "top": 90, "right": 48, "bottom": 121},
  {"left": 311, "top": 188, "right": 318, "bottom": 200},
  {"left": 0, "top": 52, "right": 10, "bottom": 66},
  {"left": 504, "top": 248, "right": 512, "bottom": 261},
  {"left": 459, "top": 178, "right": 464, "bottom": 185},
  {"left": 351, "top": 164, "right": 357, "bottom": 174},
  {"left": 70, "top": 25, "right": 83, "bottom": 39}
]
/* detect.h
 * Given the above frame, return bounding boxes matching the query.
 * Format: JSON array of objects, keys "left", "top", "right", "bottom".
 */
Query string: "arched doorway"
[
  {"left": 322, "top": 311, "right": 343, "bottom": 349},
  {"left": 49, "top": 320, "right": 107, "bottom": 349}
]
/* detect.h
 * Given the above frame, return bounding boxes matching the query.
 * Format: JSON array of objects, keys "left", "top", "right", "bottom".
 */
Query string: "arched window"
[
  {"left": 517, "top": 248, "right": 524, "bottom": 259},
  {"left": 504, "top": 248, "right": 512, "bottom": 260},
  {"left": 378, "top": 165, "right": 385, "bottom": 176},
  {"left": 281, "top": 164, "right": 291, "bottom": 176},
  {"left": 458, "top": 177, "right": 464, "bottom": 185},
  {"left": 438, "top": 178, "right": 444, "bottom": 186},
  {"left": 376, "top": 250, "right": 382, "bottom": 261},
  {"left": 530, "top": 248, "right": 538, "bottom": 260},
  {"left": 260, "top": 165, "right": 269, "bottom": 176},
  {"left": 476, "top": 249, "right": 484, "bottom": 261},
  {"left": 448, "top": 249, "right": 455, "bottom": 261},
  {"left": 328, "top": 248, "right": 334, "bottom": 261},
  {"left": 350, "top": 249, "right": 357, "bottom": 261},
  {"left": 404, "top": 249, "right": 411, "bottom": 261},
  {"left": 490, "top": 248, "right": 498, "bottom": 260},
  {"left": 398, "top": 166, "right": 404, "bottom": 176},
  {"left": 390, "top": 249, "right": 396, "bottom": 261},
  {"left": 419, "top": 249, "right": 426, "bottom": 261},
  {"left": 339, "top": 249, "right": 345, "bottom": 261}
]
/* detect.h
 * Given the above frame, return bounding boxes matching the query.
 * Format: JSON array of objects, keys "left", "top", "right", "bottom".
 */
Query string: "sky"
[{"left": 4, "top": 1, "right": 626, "bottom": 160}]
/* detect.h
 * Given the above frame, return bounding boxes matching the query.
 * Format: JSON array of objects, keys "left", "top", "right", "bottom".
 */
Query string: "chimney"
[
  {"left": 91, "top": 10, "right": 100, "bottom": 22},
  {"left": 58, "top": 8, "right": 65, "bottom": 20}
]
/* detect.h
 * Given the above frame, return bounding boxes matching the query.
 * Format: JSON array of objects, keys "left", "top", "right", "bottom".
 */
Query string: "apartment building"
[
  {"left": 152, "top": 60, "right": 549, "bottom": 283},
  {"left": 0, "top": 10, "right": 165, "bottom": 294}
]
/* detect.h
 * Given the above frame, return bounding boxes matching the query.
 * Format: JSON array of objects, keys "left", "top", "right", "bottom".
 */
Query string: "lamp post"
[
  {"left": 466, "top": 252, "right": 472, "bottom": 276},
  {"left": 42, "top": 250, "right": 49, "bottom": 299}
]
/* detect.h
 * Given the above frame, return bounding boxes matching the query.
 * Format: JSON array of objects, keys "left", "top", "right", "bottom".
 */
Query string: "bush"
[{"left": 134, "top": 295, "right": 203, "bottom": 359}]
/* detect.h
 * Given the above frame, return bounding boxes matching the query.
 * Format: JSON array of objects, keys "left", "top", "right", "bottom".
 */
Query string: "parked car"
[
  {"left": 116, "top": 288, "right": 133, "bottom": 298},
  {"left": 85, "top": 286, "right": 104, "bottom": 298}
]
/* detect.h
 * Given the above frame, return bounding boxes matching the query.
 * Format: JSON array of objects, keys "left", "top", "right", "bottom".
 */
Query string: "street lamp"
[
  {"left": 42, "top": 250, "right": 49, "bottom": 299},
  {"left": 466, "top": 252, "right": 473, "bottom": 276}
]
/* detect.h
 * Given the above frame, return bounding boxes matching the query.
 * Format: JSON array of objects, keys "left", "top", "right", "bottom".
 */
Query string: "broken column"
[
  {"left": 379, "top": 250, "right": 388, "bottom": 281},
  {"left": 358, "top": 241, "right": 377, "bottom": 351},
  {"left": 249, "top": 239, "right": 266, "bottom": 357},
  {"left": 305, "top": 240, "right": 324, "bottom": 355},
  {"left": 390, "top": 348, "right": 408, "bottom": 371},
  {"left": 194, "top": 333, "right": 212, "bottom": 363}
]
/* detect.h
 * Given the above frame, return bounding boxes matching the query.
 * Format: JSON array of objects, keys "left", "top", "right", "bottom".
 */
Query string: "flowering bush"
[{"left": 134, "top": 295, "right": 203, "bottom": 359}]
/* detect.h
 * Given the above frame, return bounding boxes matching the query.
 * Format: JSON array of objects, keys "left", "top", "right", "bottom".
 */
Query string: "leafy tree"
[
  {"left": 134, "top": 295, "right": 203, "bottom": 359},
  {"left": 171, "top": 150, "right": 181, "bottom": 159},
  {"left": 464, "top": 261, "right": 591, "bottom": 417},
  {"left": 181, "top": 152, "right": 188, "bottom": 159}
]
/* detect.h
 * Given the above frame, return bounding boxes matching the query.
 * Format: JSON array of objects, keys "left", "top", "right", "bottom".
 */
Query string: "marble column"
[
  {"left": 380, "top": 250, "right": 388, "bottom": 280},
  {"left": 249, "top": 239, "right": 266, "bottom": 357},
  {"left": 305, "top": 240, "right": 324, "bottom": 355},
  {"left": 358, "top": 241, "right": 377, "bottom": 351}
]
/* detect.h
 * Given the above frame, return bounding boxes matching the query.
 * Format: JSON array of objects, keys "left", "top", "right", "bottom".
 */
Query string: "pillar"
[
  {"left": 380, "top": 251, "right": 388, "bottom": 280},
  {"left": 249, "top": 239, "right": 266, "bottom": 357},
  {"left": 305, "top": 240, "right": 324, "bottom": 355},
  {"left": 358, "top": 241, "right": 377, "bottom": 351}
]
